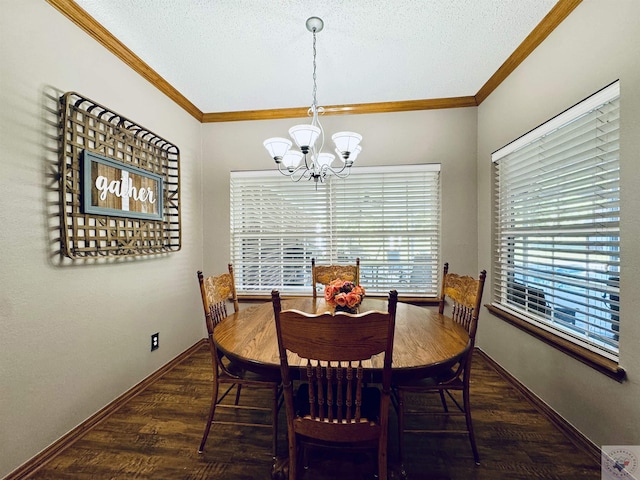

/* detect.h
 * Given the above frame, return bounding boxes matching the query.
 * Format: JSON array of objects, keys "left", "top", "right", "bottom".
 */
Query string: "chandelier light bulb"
[
  {"left": 348, "top": 145, "right": 362, "bottom": 164},
  {"left": 263, "top": 137, "right": 292, "bottom": 162},
  {"left": 289, "top": 124, "right": 321, "bottom": 154},
  {"left": 332, "top": 132, "right": 362, "bottom": 159},
  {"left": 316, "top": 153, "right": 335, "bottom": 169},
  {"left": 281, "top": 151, "right": 303, "bottom": 171}
]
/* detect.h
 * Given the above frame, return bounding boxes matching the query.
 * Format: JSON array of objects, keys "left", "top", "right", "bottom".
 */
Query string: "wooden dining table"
[{"left": 214, "top": 296, "right": 470, "bottom": 381}]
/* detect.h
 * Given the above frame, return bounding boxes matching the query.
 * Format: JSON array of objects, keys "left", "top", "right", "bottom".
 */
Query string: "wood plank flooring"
[{"left": 28, "top": 343, "right": 601, "bottom": 479}]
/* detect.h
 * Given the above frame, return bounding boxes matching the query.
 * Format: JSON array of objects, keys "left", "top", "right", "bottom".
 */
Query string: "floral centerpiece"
[{"left": 324, "top": 279, "right": 365, "bottom": 314}]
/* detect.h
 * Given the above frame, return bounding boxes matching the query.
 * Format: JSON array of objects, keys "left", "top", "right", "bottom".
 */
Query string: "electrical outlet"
[{"left": 151, "top": 332, "right": 159, "bottom": 351}]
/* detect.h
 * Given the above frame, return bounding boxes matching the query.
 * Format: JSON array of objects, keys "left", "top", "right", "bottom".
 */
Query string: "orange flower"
[
  {"left": 324, "top": 284, "right": 339, "bottom": 302},
  {"left": 352, "top": 285, "right": 365, "bottom": 297},
  {"left": 334, "top": 293, "right": 349, "bottom": 306},
  {"left": 345, "top": 291, "right": 361, "bottom": 308}
]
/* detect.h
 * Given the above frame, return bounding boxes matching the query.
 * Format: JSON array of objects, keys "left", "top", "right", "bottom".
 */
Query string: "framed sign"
[
  {"left": 59, "top": 91, "right": 181, "bottom": 259},
  {"left": 82, "top": 150, "right": 164, "bottom": 220}
]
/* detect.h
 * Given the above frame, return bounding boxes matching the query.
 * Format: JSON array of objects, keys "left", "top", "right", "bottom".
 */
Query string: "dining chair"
[
  {"left": 197, "top": 266, "right": 282, "bottom": 458},
  {"left": 271, "top": 289, "right": 398, "bottom": 480},
  {"left": 311, "top": 257, "right": 360, "bottom": 298},
  {"left": 392, "top": 263, "right": 486, "bottom": 471}
]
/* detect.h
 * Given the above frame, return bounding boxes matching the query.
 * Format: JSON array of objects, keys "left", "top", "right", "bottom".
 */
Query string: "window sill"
[{"left": 485, "top": 304, "right": 626, "bottom": 383}]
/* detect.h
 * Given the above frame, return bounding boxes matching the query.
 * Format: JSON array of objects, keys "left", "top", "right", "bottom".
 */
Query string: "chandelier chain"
[{"left": 312, "top": 29, "right": 318, "bottom": 113}]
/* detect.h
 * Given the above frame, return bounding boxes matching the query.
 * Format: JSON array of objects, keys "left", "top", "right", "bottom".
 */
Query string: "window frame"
[{"left": 490, "top": 80, "right": 625, "bottom": 382}]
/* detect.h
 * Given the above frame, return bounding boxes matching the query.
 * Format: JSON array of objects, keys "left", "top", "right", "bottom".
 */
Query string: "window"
[
  {"left": 230, "top": 164, "right": 441, "bottom": 296},
  {"left": 492, "top": 81, "right": 620, "bottom": 362}
]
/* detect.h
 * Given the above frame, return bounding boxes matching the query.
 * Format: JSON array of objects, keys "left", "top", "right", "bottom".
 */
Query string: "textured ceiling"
[{"left": 72, "top": 0, "right": 558, "bottom": 114}]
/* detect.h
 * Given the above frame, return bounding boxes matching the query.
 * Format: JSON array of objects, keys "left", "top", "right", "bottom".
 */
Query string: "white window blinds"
[
  {"left": 492, "top": 81, "right": 620, "bottom": 360},
  {"left": 230, "top": 164, "right": 441, "bottom": 296}
]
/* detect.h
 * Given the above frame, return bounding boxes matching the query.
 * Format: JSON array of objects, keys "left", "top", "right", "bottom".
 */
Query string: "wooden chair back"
[
  {"left": 198, "top": 264, "right": 239, "bottom": 335},
  {"left": 438, "top": 263, "right": 486, "bottom": 340},
  {"left": 311, "top": 257, "right": 360, "bottom": 298},
  {"left": 197, "top": 265, "right": 239, "bottom": 378},
  {"left": 272, "top": 289, "right": 398, "bottom": 480}
]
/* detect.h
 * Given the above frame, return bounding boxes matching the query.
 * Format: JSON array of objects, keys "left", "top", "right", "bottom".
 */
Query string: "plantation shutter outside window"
[
  {"left": 492, "top": 80, "right": 620, "bottom": 360},
  {"left": 230, "top": 164, "right": 441, "bottom": 297}
]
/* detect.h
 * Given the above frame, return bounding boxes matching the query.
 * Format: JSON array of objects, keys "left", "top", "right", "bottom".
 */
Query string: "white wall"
[
  {"left": 477, "top": 0, "right": 640, "bottom": 446},
  {"left": 201, "top": 108, "right": 479, "bottom": 277},
  {"left": 0, "top": 1, "right": 205, "bottom": 476}
]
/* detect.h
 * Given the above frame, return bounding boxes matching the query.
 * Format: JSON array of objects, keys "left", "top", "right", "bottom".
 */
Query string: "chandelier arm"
[
  {"left": 295, "top": 168, "right": 314, "bottom": 182},
  {"left": 276, "top": 162, "right": 316, "bottom": 182},
  {"left": 315, "top": 112, "right": 326, "bottom": 154},
  {"left": 277, "top": 162, "right": 307, "bottom": 179},
  {"left": 325, "top": 159, "right": 350, "bottom": 175},
  {"left": 302, "top": 153, "right": 312, "bottom": 171},
  {"left": 326, "top": 165, "right": 352, "bottom": 179}
]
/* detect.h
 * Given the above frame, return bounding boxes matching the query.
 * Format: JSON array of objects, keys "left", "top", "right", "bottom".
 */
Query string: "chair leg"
[
  {"left": 395, "top": 389, "right": 407, "bottom": 479},
  {"left": 463, "top": 386, "right": 480, "bottom": 465},
  {"left": 234, "top": 384, "right": 242, "bottom": 405},
  {"left": 378, "top": 442, "right": 388, "bottom": 480},
  {"left": 272, "top": 385, "right": 279, "bottom": 459},
  {"left": 438, "top": 389, "right": 449, "bottom": 412},
  {"left": 302, "top": 443, "right": 310, "bottom": 471},
  {"left": 198, "top": 380, "right": 220, "bottom": 453},
  {"left": 288, "top": 436, "right": 297, "bottom": 480}
]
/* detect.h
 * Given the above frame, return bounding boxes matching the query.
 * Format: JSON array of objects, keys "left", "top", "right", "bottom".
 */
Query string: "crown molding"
[
  {"left": 47, "top": 0, "right": 582, "bottom": 123},
  {"left": 202, "top": 96, "right": 478, "bottom": 122},
  {"left": 475, "top": 0, "right": 582, "bottom": 104},
  {"left": 46, "top": 0, "right": 204, "bottom": 122}
]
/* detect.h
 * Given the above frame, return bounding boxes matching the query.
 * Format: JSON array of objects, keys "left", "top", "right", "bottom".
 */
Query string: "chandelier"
[{"left": 263, "top": 17, "right": 362, "bottom": 184}]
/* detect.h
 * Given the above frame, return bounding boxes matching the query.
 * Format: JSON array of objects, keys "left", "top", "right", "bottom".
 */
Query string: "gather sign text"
[{"left": 81, "top": 150, "right": 164, "bottom": 220}]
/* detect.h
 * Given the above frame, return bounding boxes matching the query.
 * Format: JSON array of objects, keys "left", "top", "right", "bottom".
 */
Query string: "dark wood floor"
[{"left": 29, "top": 343, "right": 601, "bottom": 480}]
